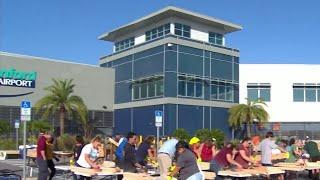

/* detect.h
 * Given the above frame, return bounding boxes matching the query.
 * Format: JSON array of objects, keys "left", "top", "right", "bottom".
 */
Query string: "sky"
[{"left": 1, "top": 0, "right": 320, "bottom": 65}]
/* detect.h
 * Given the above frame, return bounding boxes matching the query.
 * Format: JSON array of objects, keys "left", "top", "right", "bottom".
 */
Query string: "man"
[
  {"left": 157, "top": 138, "right": 178, "bottom": 179},
  {"left": 36, "top": 130, "right": 50, "bottom": 180},
  {"left": 123, "top": 132, "right": 142, "bottom": 172},
  {"left": 304, "top": 136, "right": 320, "bottom": 179},
  {"left": 259, "top": 131, "right": 286, "bottom": 166}
]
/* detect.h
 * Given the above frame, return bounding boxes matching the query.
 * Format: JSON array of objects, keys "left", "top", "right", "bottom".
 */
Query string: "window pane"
[
  {"left": 178, "top": 81, "right": 186, "bottom": 96},
  {"left": 306, "top": 88, "right": 316, "bottom": 102},
  {"left": 148, "top": 82, "right": 155, "bottom": 97},
  {"left": 293, "top": 88, "right": 304, "bottom": 102},
  {"left": 195, "top": 82, "right": 203, "bottom": 97},
  {"left": 156, "top": 80, "right": 164, "bottom": 96},
  {"left": 183, "top": 31, "right": 190, "bottom": 38},
  {"left": 318, "top": 89, "right": 320, "bottom": 102},
  {"left": 175, "top": 23, "right": 182, "bottom": 29},
  {"left": 133, "top": 85, "right": 140, "bottom": 99},
  {"left": 175, "top": 29, "right": 182, "bottom": 36},
  {"left": 140, "top": 83, "right": 147, "bottom": 98},
  {"left": 218, "top": 84, "right": 225, "bottom": 100},
  {"left": 211, "top": 84, "right": 218, "bottom": 100},
  {"left": 260, "top": 89, "right": 270, "bottom": 102},
  {"left": 226, "top": 85, "right": 233, "bottom": 101},
  {"left": 187, "top": 81, "right": 194, "bottom": 96},
  {"left": 248, "top": 88, "right": 258, "bottom": 101}
]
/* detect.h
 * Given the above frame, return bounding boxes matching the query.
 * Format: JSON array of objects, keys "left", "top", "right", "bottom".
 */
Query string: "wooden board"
[
  {"left": 198, "top": 162, "right": 210, "bottom": 171},
  {"left": 122, "top": 172, "right": 154, "bottom": 180},
  {"left": 202, "top": 171, "right": 216, "bottom": 180}
]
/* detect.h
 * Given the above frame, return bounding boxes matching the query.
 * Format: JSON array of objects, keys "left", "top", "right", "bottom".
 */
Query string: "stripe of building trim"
[
  {"left": 100, "top": 36, "right": 240, "bottom": 64},
  {"left": 113, "top": 97, "right": 237, "bottom": 109}
]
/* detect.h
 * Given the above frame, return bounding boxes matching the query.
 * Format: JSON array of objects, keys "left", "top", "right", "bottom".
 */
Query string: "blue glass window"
[
  {"left": 247, "top": 83, "right": 271, "bottom": 102},
  {"left": 132, "top": 77, "right": 163, "bottom": 100},
  {"left": 114, "top": 37, "right": 135, "bottom": 52},
  {"left": 174, "top": 23, "right": 191, "bottom": 38},
  {"left": 293, "top": 88, "right": 304, "bottom": 102},
  {"left": 178, "top": 75, "right": 203, "bottom": 98},
  {"left": 146, "top": 23, "right": 170, "bottom": 41},
  {"left": 209, "top": 32, "right": 223, "bottom": 45}
]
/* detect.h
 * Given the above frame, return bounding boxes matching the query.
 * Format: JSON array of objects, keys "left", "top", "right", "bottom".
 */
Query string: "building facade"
[
  {"left": 240, "top": 64, "right": 320, "bottom": 139},
  {"left": 99, "top": 7, "right": 242, "bottom": 136},
  {"left": 0, "top": 52, "right": 115, "bottom": 136}
]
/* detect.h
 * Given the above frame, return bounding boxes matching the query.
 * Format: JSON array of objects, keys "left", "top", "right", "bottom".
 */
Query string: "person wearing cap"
[
  {"left": 199, "top": 138, "right": 217, "bottom": 162},
  {"left": 169, "top": 141, "right": 202, "bottom": 180},
  {"left": 157, "top": 138, "right": 179, "bottom": 179},
  {"left": 189, "top": 137, "right": 201, "bottom": 161}
]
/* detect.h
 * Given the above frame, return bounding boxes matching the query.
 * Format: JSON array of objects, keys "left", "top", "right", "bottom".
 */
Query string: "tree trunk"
[
  {"left": 59, "top": 108, "right": 65, "bottom": 135},
  {"left": 246, "top": 123, "right": 251, "bottom": 138}
]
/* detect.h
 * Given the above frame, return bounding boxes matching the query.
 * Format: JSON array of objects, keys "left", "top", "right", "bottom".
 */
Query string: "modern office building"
[
  {"left": 99, "top": 6, "right": 242, "bottom": 136},
  {"left": 0, "top": 52, "right": 115, "bottom": 136},
  {"left": 240, "top": 64, "right": 320, "bottom": 139}
]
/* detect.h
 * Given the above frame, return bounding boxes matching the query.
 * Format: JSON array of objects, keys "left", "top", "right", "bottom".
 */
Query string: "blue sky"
[{"left": 1, "top": 0, "right": 320, "bottom": 65}]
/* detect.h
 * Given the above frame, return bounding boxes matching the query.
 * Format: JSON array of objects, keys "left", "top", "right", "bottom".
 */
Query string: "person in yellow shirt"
[{"left": 45, "top": 135, "right": 56, "bottom": 180}]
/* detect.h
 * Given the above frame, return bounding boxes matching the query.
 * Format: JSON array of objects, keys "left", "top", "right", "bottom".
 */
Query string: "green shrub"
[
  {"left": 210, "top": 129, "right": 225, "bottom": 149},
  {"left": 57, "top": 134, "right": 76, "bottom": 151},
  {"left": 28, "top": 120, "right": 53, "bottom": 135},
  {"left": 27, "top": 135, "right": 38, "bottom": 145},
  {"left": 172, "top": 128, "right": 190, "bottom": 141},
  {"left": 0, "top": 139, "right": 16, "bottom": 150},
  {"left": 195, "top": 129, "right": 212, "bottom": 142},
  {"left": 0, "top": 121, "right": 11, "bottom": 137}
]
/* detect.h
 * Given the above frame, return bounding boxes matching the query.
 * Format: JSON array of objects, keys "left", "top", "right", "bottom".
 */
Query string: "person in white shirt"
[{"left": 76, "top": 136, "right": 103, "bottom": 180}]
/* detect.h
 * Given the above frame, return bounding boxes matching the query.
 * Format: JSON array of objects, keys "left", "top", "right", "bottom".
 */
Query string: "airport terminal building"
[
  {"left": 0, "top": 52, "right": 114, "bottom": 136},
  {"left": 99, "top": 7, "right": 242, "bottom": 136}
]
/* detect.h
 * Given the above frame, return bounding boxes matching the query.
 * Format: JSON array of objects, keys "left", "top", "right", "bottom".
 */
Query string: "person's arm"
[
  {"left": 226, "top": 154, "right": 243, "bottom": 169},
  {"left": 169, "top": 166, "right": 181, "bottom": 177},
  {"left": 212, "top": 146, "right": 217, "bottom": 158},
  {"left": 126, "top": 146, "right": 142, "bottom": 168},
  {"left": 84, "top": 153, "right": 99, "bottom": 168},
  {"left": 239, "top": 150, "right": 254, "bottom": 163}
]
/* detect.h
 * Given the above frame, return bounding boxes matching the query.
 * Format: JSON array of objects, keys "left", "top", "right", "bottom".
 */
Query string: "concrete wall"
[
  {"left": 240, "top": 64, "right": 320, "bottom": 123},
  {"left": 0, "top": 52, "right": 114, "bottom": 111}
]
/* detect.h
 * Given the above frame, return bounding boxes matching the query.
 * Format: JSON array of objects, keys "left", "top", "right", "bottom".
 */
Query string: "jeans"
[
  {"left": 36, "top": 158, "right": 49, "bottom": 180},
  {"left": 210, "top": 160, "right": 223, "bottom": 180},
  {"left": 187, "top": 172, "right": 203, "bottom": 180}
]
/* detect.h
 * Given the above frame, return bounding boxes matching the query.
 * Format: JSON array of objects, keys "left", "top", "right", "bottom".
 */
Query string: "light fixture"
[{"left": 167, "top": 43, "right": 173, "bottom": 47}]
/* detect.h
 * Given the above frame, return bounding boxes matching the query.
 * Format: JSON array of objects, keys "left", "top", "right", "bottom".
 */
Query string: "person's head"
[
  {"left": 189, "top": 137, "right": 201, "bottom": 149},
  {"left": 305, "top": 136, "right": 310, "bottom": 142},
  {"left": 127, "top": 132, "right": 137, "bottom": 145},
  {"left": 204, "top": 138, "right": 214, "bottom": 147},
  {"left": 289, "top": 138, "right": 296, "bottom": 146},
  {"left": 46, "top": 134, "right": 54, "bottom": 144},
  {"left": 176, "top": 141, "right": 189, "bottom": 154},
  {"left": 91, "top": 136, "right": 103, "bottom": 149},
  {"left": 76, "top": 135, "right": 84, "bottom": 145},
  {"left": 144, "top": 136, "right": 155, "bottom": 145},
  {"left": 241, "top": 137, "right": 252, "bottom": 148},
  {"left": 265, "top": 131, "right": 274, "bottom": 139}
]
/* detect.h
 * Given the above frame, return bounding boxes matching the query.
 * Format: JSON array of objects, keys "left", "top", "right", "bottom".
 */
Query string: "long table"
[{"left": 217, "top": 166, "right": 285, "bottom": 178}]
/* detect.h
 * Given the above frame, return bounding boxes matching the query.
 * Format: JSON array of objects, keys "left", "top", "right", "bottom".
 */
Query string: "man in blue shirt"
[
  {"left": 115, "top": 137, "right": 127, "bottom": 168},
  {"left": 157, "top": 138, "right": 178, "bottom": 179}
]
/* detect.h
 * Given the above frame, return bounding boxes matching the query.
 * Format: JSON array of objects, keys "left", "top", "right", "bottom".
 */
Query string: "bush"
[
  {"left": 172, "top": 128, "right": 190, "bottom": 141},
  {"left": 56, "top": 134, "right": 76, "bottom": 151},
  {"left": 0, "top": 139, "right": 16, "bottom": 150},
  {"left": 195, "top": 129, "right": 212, "bottom": 142},
  {"left": 28, "top": 120, "right": 53, "bottom": 135},
  {"left": 0, "top": 121, "right": 11, "bottom": 137}
]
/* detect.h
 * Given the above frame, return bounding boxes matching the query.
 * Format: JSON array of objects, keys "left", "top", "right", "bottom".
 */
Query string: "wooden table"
[
  {"left": 217, "top": 166, "right": 285, "bottom": 179},
  {"left": 54, "top": 151, "right": 72, "bottom": 164}
]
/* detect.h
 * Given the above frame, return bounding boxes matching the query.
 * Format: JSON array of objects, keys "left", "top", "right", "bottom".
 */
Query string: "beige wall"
[{"left": 0, "top": 52, "right": 114, "bottom": 111}]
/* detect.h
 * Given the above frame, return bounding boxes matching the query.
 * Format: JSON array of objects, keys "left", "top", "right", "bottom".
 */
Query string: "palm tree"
[
  {"left": 35, "top": 79, "right": 87, "bottom": 135},
  {"left": 228, "top": 99, "right": 269, "bottom": 137}
]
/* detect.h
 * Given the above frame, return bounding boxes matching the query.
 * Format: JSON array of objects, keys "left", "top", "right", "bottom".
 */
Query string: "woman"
[
  {"left": 200, "top": 138, "right": 217, "bottom": 162},
  {"left": 76, "top": 136, "right": 103, "bottom": 180},
  {"left": 45, "top": 135, "right": 56, "bottom": 180},
  {"left": 169, "top": 141, "right": 202, "bottom": 180},
  {"left": 123, "top": 132, "right": 143, "bottom": 172},
  {"left": 286, "top": 138, "right": 300, "bottom": 163},
  {"left": 136, "top": 136, "right": 155, "bottom": 166},
  {"left": 234, "top": 137, "right": 256, "bottom": 169},
  {"left": 210, "top": 143, "right": 243, "bottom": 180},
  {"left": 189, "top": 137, "right": 201, "bottom": 161}
]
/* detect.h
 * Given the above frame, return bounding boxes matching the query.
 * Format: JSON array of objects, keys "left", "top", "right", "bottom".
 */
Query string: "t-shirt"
[
  {"left": 115, "top": 138, "right": 127, "bottom": 161},
  {"left": 76, "top": 143, "right": 99, "bottom": 168},
  {"left": 176, "top": 149, "right": 200, "bottom": 180},
  {"left": 136, "top": 142, "right": 151, "bottom": 163},
  {"left": 45, "top": 142, "right": 54, "bottom": 160},
  {"left": 304, "top": 141, "right": 320, "bottom": 158},
  {"left": 213, "top": 147, "right": 233, "bottom": 167},
  {"left": 158, "top": 139, "right": 178, "bottom": 158},
  {"left": 259, "top": 138, "right": 278, "bottom": 165},
  {"left": 235, "top": 144, "right": 251, "bottom": 168},
  {"left": 201, "top": 144, "right": 213, "bottom": 162},
  {"left": 36, "top": 135, "right": 46, "bottom": 159},
  {"left": 123, "top": 143, "right": 137, "bottom": 172}
]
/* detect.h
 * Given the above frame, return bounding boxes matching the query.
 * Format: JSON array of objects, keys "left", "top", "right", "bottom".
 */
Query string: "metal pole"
[
  {"left": 22, "top": 120, "right": 26, "bottom": 179},
  {"left": 16, "top": 128, "right": 18, "bottom": 150},
  {"left": 156, "top": 126, "right": 160, "bottom": 150}
]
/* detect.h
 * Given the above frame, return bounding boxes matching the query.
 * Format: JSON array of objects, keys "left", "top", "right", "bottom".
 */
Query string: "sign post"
[
  {"left": 15, "top": 120, "right": 20, "bottom": 150},
  {"left": 155, "top": 110, "right": 163, "bottom": 151},
  {"left": 21, "top": 100, "right": 31, "bottom": 180}
]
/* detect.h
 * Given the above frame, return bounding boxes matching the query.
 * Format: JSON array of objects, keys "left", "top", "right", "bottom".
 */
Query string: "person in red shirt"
[
  {"left": 200, "top": 138, "right": 217, "bottom": 162},
  {"left": 235, "top": 137, "right": 256, "bottom": 169},
  {"left": 36, "top": 130, "right": 50, "bottom": 180}
]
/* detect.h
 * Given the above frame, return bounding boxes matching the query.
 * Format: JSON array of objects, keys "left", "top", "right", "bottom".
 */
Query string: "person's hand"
[
  {"left": 237, "top": 164, "right": 243, "bottom": 169},
  {"left": 92, "top": 164, "right": 100, "bottom": 169}
]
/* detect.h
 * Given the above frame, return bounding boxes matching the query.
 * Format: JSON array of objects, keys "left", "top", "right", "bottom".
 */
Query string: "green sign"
[{"left": 0, "top": 68, "right": 37, "bottom": 88}]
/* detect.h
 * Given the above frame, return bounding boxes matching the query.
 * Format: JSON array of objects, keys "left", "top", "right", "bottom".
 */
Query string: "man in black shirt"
[{"left": 123, "top": 132, "right": 142, "bottom": 172}]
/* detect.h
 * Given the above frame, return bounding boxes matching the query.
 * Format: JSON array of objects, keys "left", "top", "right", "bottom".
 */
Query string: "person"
[
  {"left": 123, "top": 132, "right": 142, "bottom": 172},
  {"left": 73, "top": 135, "right": 85, "bottom": 180},
  {"left": 157, "top": 138, "right": 179, "bottom": 179},
  {"left": 234, "top": 137, "right": 256, "bottom": 169},
  {"left": 200, "top": 138, "right": 217, "bottom": 162},
  {"left": 169, "top": 141, "right": 202, "bottom": 180},
  {"left": 136, "top": 136, "right": 155, "bottom": 166},
  {"left": 258, "top": 131, "right": 286, "bottom": 166},
  {"left": 189, "top": 137, "right": 201, "bottom": 160},
  {"left": 285, "top": 138, "right": 300, "bottom": 163},
  {"left": 76, "top": 136, "right": 103, "bottom": 180},
  {"left": 45, "top": 135, "right": 57, "bottom": 180},
  {"left": 36, "top": 130, "right": 50, "bottom": 180},
  {"left": 210, "top": 142, "right": 242, "bottom": 180},
  {"left": 304, "top": 136, "right": 320, "bottom": 179},
  {"left": 115, "top": 136, "right": 127, "bottom": 168}
]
